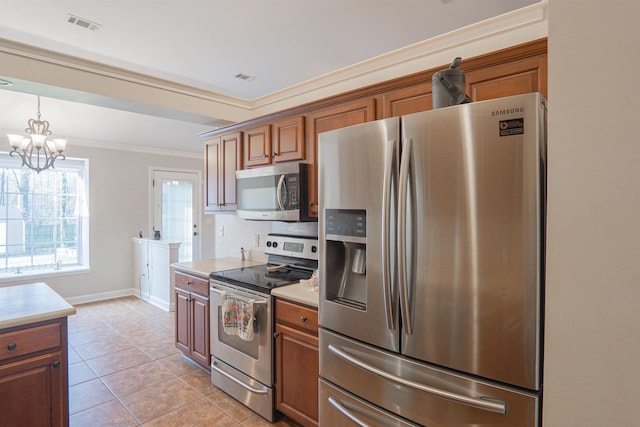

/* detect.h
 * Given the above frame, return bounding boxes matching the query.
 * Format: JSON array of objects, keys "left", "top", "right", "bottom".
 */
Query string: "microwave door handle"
[{"left": 276, "top": 174, "right": 286, "bottom": 211}]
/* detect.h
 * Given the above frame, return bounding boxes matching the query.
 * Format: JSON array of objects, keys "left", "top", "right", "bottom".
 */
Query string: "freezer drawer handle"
[
  {"left": 328, "top": 344, "right": 506, "bottom": 414},
  {"left": 211, "top": 361, "right": 269, "bottom": 395},
  {"left": 328, "top": 396, "right": 371, "bottom": 427}
]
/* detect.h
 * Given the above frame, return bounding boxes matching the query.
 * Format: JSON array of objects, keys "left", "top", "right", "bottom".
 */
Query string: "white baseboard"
[
  {"left": 135, "top": 289, "right": 175, "bottom": 312},
  {"left": 66, "top": 288, "right": 137, "bottom": 306},
  {"left": 66, "top": 288, "right": 176, "bottom": 312}
]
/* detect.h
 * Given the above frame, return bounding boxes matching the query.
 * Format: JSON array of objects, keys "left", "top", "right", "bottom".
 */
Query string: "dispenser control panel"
[{"left": 325, "top": 209, "right": 366, "bottom": 244}]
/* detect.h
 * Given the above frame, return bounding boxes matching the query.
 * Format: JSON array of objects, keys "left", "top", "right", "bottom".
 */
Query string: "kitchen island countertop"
[
  {"left": 0, "top": 282, "right": 76, "bottom": 329},
  {"left": 172, "top": 257, "right": 264, "bottom": 278}
]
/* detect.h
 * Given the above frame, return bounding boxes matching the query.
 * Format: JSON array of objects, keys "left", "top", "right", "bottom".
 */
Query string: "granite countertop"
[
  {"left": 172, "top": 257, "right": 264, "bottom": 278},
  {"left": 0, "top": 282, "right": 76, "bottom": 330},
  {"left": 272, "top": 283, "right": 319, "bottom": 308}
]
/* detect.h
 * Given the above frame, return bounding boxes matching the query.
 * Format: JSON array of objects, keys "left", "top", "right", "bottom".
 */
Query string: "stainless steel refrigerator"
[{"left": 318, "top": 92, "right": 546, "bottom": 426}]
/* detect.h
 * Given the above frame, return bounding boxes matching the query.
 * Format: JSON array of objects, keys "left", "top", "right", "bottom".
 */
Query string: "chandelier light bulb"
[
  {"left": 7, "top": 134, "right": 23, "bottom": 149},
  {"left": 6, "top": 96, "right": 67, "bottom": 173}
]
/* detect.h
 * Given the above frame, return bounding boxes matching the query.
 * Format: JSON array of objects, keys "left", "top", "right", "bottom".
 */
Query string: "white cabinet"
[{"left": 132, "top": 238, "right": 181, "bottom": 311}]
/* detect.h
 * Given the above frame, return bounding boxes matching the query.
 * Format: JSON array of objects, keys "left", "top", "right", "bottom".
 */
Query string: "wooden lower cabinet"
[
  {"left": 0, "top": 318, "right": 69, "bottom": 427},
  {"left": 175, "top": 271, "right": 210, "bottom": 368},
  {"left": 275, "top": 298, "right": 319, "bottom": 427}
]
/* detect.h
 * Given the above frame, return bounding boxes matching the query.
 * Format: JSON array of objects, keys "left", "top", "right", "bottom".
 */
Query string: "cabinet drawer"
[
  {"left": 275, "top": 298, "right": 318, "bottom": 335},
  {"left": 175, "top": 271, "right": 209, "bottom": 296},
  {"left": 0, "top": 321, "right": 61, "bottom": 362}
]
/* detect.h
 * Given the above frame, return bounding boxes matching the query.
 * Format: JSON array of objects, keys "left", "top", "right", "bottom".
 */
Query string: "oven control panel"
[{"left": 265, "top": 234, "right": 318, "bottom": 260}]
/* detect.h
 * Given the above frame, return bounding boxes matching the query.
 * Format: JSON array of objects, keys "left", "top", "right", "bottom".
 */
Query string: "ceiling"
[{"left": 0, "top": 0, "right": 540, "bottom": 154}]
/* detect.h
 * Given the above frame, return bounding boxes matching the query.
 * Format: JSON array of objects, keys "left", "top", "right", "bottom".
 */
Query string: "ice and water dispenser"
[{"left": 324, "top": 209, "right": 367, "bottom": 310}]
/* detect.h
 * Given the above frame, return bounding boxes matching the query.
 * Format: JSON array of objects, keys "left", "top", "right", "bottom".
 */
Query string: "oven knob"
[
  {"left": 266, "top": 241, "right": 272, "bottom": 247},
  {"left": 272, "top": 242, "right": 278, "bottom": 248},
  {"left": 311, "top": 245, "right": 317, "bottom": 253}
]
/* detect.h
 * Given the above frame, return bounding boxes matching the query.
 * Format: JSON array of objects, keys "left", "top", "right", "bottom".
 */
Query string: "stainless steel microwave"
[{"left": 235, "top": 163, "right": 313, "bottom": 221}]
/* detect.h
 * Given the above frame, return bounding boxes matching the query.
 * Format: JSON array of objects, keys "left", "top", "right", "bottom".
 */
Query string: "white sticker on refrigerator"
[{"left": 499, "top": 118, "right": 524, "bottom": 136}]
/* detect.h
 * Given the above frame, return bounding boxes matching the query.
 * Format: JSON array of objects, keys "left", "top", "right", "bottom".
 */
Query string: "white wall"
[
  {"left": 211, "top": 213, "right": 318, "bottom": 262},
  {"left": 544, "top": 1, "right": 640, "bottom": 425},
  {"left": 0, "top": 142, "right": 212, "bottom": 303}
]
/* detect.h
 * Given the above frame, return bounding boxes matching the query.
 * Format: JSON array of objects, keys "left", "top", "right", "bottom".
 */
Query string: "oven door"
[{"left": 210, "top": 280, "right": 273, "bottom": 386}]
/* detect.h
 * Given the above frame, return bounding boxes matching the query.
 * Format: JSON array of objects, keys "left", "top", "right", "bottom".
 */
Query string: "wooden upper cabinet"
[
  {"left": 465, "top": 55, "right": 548, "bottom": 102},
  {"left": 205, "top": 131, "right": 242, "bottom": 212},
  {"left": 244, "top": 125, "right": 272, "bottom": 167},
  {"left": 380, "top": 82, "right": 433, "bottom": 118},
  {"left": 307, "top": 98, "right": 376, "bottom": 217},
  {"left": 272, "top": 116, "right": 305, "bottom": 163}
]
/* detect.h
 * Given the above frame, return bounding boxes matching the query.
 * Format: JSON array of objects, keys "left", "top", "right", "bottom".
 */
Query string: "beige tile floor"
[{"left": 68, "top": 296, "right": 300, "bottom": 427}]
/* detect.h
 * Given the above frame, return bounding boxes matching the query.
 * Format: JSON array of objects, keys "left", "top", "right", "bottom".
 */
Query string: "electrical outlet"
[
  {"left": 217, "top": 225, "right": 224, "bottom": 236},
  {"left": 253, "top": 234, "right": 260, "bottom": 247}
]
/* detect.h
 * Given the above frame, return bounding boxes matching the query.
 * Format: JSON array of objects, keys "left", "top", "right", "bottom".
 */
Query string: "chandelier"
[{"left": 6, "top": 96, "right": 67, "bottom": 173}]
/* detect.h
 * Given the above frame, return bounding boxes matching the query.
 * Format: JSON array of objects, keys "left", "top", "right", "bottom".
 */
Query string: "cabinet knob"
[
  {"left": 53, "top": 360, "right": 61, "bottom": 368},
  {"left": 7, "top": 343, "right": 16, "bottom": 351},
  {"left": 273, "top": 332, "right": 280, "bottom": 339},
  {"left": 263, "top": 154, "right": 269, "bottom": 158},
  {"left": 300, "top": 316, "right": 307, "bottom": 323},
  {"left": 186, "top": 281, "right": 192, "bottom": 286},
  {"left": 272, "top": 152, "right": 278, "bottom": 157}
]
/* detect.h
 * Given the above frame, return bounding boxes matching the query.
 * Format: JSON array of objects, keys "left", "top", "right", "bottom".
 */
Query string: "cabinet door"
[
  {"left": 273, "top": 116, "right": 305, "bottom": 163},
  {"left": 465, "top": 55, "right": 548, "bottom": 101},
  {"left": 275, "top": 323, "right": 319, "bottom": 427},
  {"left": 307, "top": 98, "right": 376, "bottom": 217},
  {"left": 175, "top": 287, "right": 191, "bottom": 355},
  {"left": 380, "top": 82, "right": 433, "bottom": 118},
  {"left": 0, "top": 352, "right": 62, "bottom": 427},
  {"left": 204, "top": 138, "right": 221, "bottom": 211},
  {"left": 220, "top": 132, "right": 242, "bottom": 211},
  {"left": 190, "top": 292, "right": 210, "bottom": 368},
  {"left": 204, "top": 132, "right": 242, "bottom": 212},
  {"left": 244, "top": 125, "right": 272, "bottom": 168}
]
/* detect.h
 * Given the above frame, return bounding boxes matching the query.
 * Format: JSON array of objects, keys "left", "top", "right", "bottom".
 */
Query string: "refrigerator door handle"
[
  {"left": 382, "top": 139, "right": 396, "bottom": 331},
  {"left": 328, "top": 344, "right": 507, "bottom": 414},
  {"left": 276, "top": 174, "right": 286, "bottom": 211},
  {"left": 398, "top": 137, "right": 413, "bottom": 335},
  {"left": 327, "top": 396, "right": 371, "bottom": 427}
]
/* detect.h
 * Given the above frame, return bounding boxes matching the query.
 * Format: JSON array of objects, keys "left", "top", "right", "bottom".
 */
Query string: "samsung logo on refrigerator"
[{"left": 491, "top": 107, "right": 524, "bottom": 116}]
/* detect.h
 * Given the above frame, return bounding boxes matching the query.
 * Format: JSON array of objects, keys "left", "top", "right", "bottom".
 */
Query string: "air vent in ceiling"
[
  {"left": 67, "top": 14, "right": 101, "bottom": 31},
  {"left": 235, "top": 73, "right": 255, "bottom": 82}
]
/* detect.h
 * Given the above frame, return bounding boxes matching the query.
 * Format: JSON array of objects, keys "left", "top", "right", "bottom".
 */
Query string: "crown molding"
[
  {"left": 252, "top": 1, "right": 548, "bottom": 116},
  {"left": 0, "top": 1, "right": 548, "bottom": 123}
]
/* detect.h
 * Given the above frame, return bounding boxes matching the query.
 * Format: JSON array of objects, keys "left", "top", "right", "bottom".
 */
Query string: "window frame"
[{"left": 0, "top": 152, "right": 89, "bottom": 282}]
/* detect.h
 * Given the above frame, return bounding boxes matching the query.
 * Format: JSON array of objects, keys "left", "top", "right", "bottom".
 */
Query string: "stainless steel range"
[{"left": 209, "top": 234, "right": 318, "bottom": 422}]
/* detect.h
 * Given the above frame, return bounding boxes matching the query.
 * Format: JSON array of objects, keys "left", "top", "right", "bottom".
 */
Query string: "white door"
[{"left": 152, "top": 169, "right": 201, "bottom": 262}]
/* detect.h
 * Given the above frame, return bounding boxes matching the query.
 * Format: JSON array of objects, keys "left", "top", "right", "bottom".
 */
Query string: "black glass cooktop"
[{"left": 210, "top": 264, "right": 313, "bottom": 293}]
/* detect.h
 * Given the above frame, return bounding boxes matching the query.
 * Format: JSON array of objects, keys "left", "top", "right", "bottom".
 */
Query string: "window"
[{"left": 0, "top": 153, "right": 88, "bottom": 278}]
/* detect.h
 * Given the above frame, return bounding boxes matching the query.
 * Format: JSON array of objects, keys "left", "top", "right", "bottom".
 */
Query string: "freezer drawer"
[
  {"left": 320, "top": 378, "right": 419, "bottom": 427},
  {"left": 320, "top": 328, "right": 540, "bottom": 427}
]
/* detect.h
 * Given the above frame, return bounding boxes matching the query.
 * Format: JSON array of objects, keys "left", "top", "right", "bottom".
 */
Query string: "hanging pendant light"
[{"left": 6, "top": 95, "right": 67, "bottom": 173}]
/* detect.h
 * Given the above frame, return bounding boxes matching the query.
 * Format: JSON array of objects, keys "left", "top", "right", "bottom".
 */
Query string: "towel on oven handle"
[{"left": 221, "top": 291, "right": 256, "bottom": 341}]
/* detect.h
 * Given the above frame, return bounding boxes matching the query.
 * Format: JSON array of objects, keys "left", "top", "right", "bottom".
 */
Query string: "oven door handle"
[
  {"left": 212, "top": 361, "right": 269, "bottom": 395},
  {"left": 210, "top": 287, "right": 267, "bottom": 306}
]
